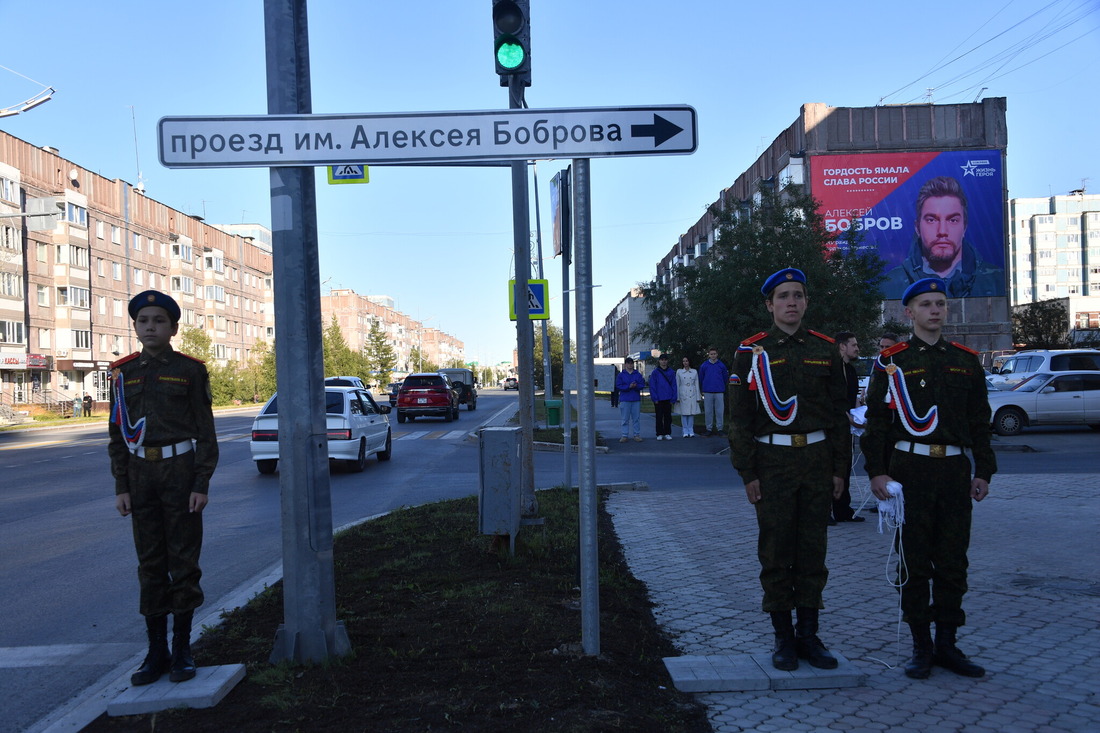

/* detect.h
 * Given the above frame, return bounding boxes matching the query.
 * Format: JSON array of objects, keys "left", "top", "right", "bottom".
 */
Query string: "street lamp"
[{"left": 0, "top": 63, "right": 54, "bottom": 117}]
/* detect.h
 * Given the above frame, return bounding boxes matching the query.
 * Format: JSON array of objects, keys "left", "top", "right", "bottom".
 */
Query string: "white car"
[
  {"left": 987, "top": 349, "right": 1100, "bottom": 390},
  {"left": 987, "top": 371, "right": 1100, "bottom": 436},
  {"left": 250, "top": 386, "right": 392, "bottom": 474}
]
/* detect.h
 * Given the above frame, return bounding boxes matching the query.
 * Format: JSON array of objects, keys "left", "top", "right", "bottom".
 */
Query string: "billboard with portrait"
[{"left": 810, "top": 149, "right": 1006, "bottom": 300}]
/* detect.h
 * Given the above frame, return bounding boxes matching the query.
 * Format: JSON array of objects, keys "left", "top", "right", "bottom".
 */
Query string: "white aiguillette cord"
[{"left": 868, "top": 480, "right": 907, "bottom": 669}]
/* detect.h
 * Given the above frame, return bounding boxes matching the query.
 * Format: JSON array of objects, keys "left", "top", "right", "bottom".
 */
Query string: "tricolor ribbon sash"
[
  {"left": 744, "top": 345, "right": 797, "bottom": 426},
  {"left": 111, "top": 368, "right": 147, "bottom": 449},
  {"left": 875, "top": 357, "right": 938, "bottom": 437}
]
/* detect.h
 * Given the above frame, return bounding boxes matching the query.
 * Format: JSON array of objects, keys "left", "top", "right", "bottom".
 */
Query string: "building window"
[
  {"left": 74, "top": 329, "right": 92, "bottom": 349},
  {"left": 0, "top": 320, "right": 25, "bottom": 344},
  {"left": 133, "top": 233, "right": 142, "bottom": 251},
  {"left": 0, "top": 225, "right": 17, "bottom": 251},
  {"left": 111, "top": 225, "right": 122, "bottom": 244},
  {"left": 113, "top": 299, "right": 124, "bottom": 317},
  {"left": 36, "top": 243, "right": 48, "bottom": 262},
  {"left": 39, "top": 328, "right": 50, "bottom": 348},
  {"left": 171, "top": 275, "right": 195, "bottom": 294},
  {"left": 204, "top": 254, "right": 225, "bottom": 273},
  {"left": 132, "top": 268, "right": 143, "bottom": 286},
  {"left": 204, "top": 285, "right": 226, "bottom": 303},
  {"left": 65, "top": 203, "right": 88, "bottom": 226},
  {"left": 57, "top": 286, "right": 90, "bottom": 309},
  {"left": 171, "top": 242, "right": 193, "bottom": 262},
  {"left": 37, "top": 284, "right": 48, "bottom": 306},
  {"left": 98, "top": 296, "right": 106, "bottom": 315},
  {"left": 0, "top": 271, "right": 21, "bottom": 296},
  {"left": 0, "top": 177, "right": 16, "bottom": 202},
  {"left": 96, "top": 221, "right": 105, "bottom": 239}
]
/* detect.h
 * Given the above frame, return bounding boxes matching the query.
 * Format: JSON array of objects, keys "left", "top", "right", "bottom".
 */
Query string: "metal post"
[
  {"left": 532, "top": 164, "right": 553, "bottom": 402},
  {"left": 508, "top": 75, "right": 537, "bottom": 516},
  {"left": 264, "top": 0, "right": 349, "bottom": 663},
  {"left": 573, "top": 158, "right": 599, "bottom": 655},
  {"left": 561, "top": 220, "right": 573, "bottom": 489}
]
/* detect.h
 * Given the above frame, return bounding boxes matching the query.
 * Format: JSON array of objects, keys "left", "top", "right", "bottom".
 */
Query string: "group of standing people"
[
  {"left": 723, "top": 267, "right": 994, "bottom": 680},
  {"left": 613, "top": 350, "right": 728, "bottom": 442},
  {"left": 619, "top": 266, "right": 994, "bottom": 681}
]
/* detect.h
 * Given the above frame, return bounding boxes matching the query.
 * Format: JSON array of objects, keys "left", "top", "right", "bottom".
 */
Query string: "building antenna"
[{"left": 130, "top": 106, "right": 145, "bottom": 193}]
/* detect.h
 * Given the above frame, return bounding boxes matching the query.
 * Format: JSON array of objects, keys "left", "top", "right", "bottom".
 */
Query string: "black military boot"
[
  {"left": 904, "top": 623, "right": 934, "bottom": 679},
  {"left": 769, "top": 611, "right": 798, "bottom": 671},
  {"left": 794, "top": 607, "right": 838, "bottom": 669},
  {"left": 169, "top": 611, "right": 197, "bottom": 682},
  {"left": 933, "top": 624, "right": 985, "bottom": 678},
  {"left": 131, "top": 615, "right": 170, "bottom": 686}
]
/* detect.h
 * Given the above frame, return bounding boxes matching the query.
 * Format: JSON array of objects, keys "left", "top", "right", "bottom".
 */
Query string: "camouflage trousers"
[
  {"left": 753, "top": 440, "right": 833, "bottom": 612},
  {"left": 128, "top": 451, "right": 204, "bottom": 617},
  {"left": 888, "top": 450, "right": 973, "bottom": 626}
]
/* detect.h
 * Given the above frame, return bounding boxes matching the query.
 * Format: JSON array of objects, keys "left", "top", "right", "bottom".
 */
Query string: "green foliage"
[
  {"left": 533, "top": 322, "right": 573, "bottom": 395},
  {"left": 1012, "top": 299, "right": 1069, "bottom": 349},
  {"left": 638, "top": 186, "right": 888, "bottom": 363},
  {"left": 323, "top": 315, "right": 367, "bottom": 380},
  {"left": 363, "top": 320, "right": 398, "bottom": 389},
  {"left": 408, "top": 346, "right": 438, "bottom": 373},
  {"left": 177, "top": 327, "right": 214, "bottom": 362}
]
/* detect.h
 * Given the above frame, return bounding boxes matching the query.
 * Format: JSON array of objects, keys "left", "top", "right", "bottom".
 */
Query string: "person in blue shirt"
[
  {"left": 698, "top": 347, "right": 730, "bottom": 436},
  {"left": 615, "top": 357, "right": 646, "bottom": 442},
  {"left": 648, "top": 354, "right": 679, "bottom": 440}
]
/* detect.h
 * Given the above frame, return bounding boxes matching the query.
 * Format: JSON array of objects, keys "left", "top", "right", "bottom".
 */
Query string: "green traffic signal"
[{"left": 496, "top": 38, "right": 525, "bottom": 70}]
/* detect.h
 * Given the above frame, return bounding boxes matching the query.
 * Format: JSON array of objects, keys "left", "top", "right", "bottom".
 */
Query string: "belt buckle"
[
  {"left": 144, "top": 446, "right": 162, "bottom": 461},
  {"left": 792, "top": 433, "right": 807, "bottom": 448},
  {"left": 929, "top": 444, "right": 946, "bottom": 458}
]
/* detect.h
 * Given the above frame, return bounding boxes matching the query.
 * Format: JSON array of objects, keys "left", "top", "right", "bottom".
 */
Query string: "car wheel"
[
  {"left": 468, "top": 400, "right": 476, "bottom": 411},
  {"left": 256, "top": 459, "right": 277, "bottom": 475},
  {"left": 348, "top": 439, "right": 367, "bottom": 472},
  {"left": 452, "top": 405, "right": 460, "bottom": 419},
  {"left": 994, "top": 407, "right": 1025, "bottom": 436},
  {"left": 397, "top": 411, "right": 406, "bottom": 423},
  {"left": 444, "top": 406, "right": 453, "bottom": 423},
  {"left": 378, "top": 430, "right": 392, "bottom": 461}
]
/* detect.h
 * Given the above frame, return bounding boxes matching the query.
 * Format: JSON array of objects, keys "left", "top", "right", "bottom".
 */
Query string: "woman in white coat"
[{"left": 673, "top": 356, "right": 702, "bottom": 437}]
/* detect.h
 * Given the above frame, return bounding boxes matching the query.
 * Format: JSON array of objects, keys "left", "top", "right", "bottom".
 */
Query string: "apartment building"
[
  {"left": 0, "top": 130, "right": 273, "bottom": 414},
  {"left": 1009, "top": 192, "right": 1100, "bottom": 304},
  {"left": 320, "top": 288, "right": 463, "bottom": 376},
  {"left": 634, "top": 99, "right": 1014, "bottom": 354}
]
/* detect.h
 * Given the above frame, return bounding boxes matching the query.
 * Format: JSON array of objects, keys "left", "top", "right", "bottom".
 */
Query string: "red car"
[{"left": 396, "top": 372, "right": 459, "bottom": 423}]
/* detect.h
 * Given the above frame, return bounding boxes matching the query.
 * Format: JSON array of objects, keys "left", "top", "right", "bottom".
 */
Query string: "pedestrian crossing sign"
[
  {"left": 327, "top": 164, "right": 370, "bottom": 184},
  {"left": 508, "top": 279, "right": 550, "bottom": 320}
]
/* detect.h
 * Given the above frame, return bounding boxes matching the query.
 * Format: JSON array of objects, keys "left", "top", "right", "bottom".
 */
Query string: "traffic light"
[{"left": 492, "top": 0, "right": 530, "bottom": 87}]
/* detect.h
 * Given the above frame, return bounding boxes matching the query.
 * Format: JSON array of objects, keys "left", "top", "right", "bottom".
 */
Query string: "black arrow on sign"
[{"left": 630, "top": 114, "right": 684, "bottom": 147}]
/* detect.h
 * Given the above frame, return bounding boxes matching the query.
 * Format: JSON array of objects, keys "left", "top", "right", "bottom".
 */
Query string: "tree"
[
  {"left": 178, "top": 327, "right": 214, "bottom": 362},
  {"left": 638, "top": 186, "right": 887, "bottom": 363},
  {"left": 364, "top": 320, "right": 398, "bottom": 389},
  {"left": 409, "top": 346, "right": 438, "bottom": 374},
  {"left": 248, "top": 339, "right": 277, "bottom": 401},
  {"left": 533, "top": 322, "right": 572, "bottom": 395},
  {"left": 322, "top": 315, "right": 363, "bottom": 378},
  {"left": 1012, "top": 299, "right": 1069, "bottom": 349}
]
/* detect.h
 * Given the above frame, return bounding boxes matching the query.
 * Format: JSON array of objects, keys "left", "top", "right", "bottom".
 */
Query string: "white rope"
[{"left": 867, "top": 481, "right": 907, "bottom": 669}]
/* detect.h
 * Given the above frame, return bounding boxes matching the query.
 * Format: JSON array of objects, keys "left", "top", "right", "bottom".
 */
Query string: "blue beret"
[
  {"left": 760, "top": 268, "right": 807, "bottom": 296},
  {"left": 128, "top": 290, "right": 181, "bottom": 322},
  {"left": 901, "top": 278, "right": 947, "bottom": 305}
]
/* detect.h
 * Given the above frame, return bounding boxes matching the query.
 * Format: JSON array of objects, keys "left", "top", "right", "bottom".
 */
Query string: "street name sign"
[{"left": 158, "top": 105, "right": 697, "bottom": 168}]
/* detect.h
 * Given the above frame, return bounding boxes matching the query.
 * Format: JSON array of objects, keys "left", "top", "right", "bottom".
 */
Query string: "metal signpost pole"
[
  {"left": 572, "top": 158, "right": 599, "bottom": 655},
  {"left": 532, "top": 164, "right": 553, "bottom": 404},
  {"left": 264, "top": 0, "right": 349, "bottom": 663},
  {"left": 508, "top": 76, "right": 537, "bottom": 515},
  {"left": 560, "top": 170, "right": 572, "bottom": 490}
]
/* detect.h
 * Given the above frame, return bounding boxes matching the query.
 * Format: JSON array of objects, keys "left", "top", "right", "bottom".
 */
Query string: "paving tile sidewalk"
[{"left": 607, "top": 472, "right": 1100, "bottom": 732}]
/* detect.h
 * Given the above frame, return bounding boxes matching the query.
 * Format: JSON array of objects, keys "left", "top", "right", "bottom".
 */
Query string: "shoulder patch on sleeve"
[
  {"left": 109, "top": 352, "right": 140, "bottom": 369},
  {"left": 740, "top": 331, "right": 768, "bottom": 346},
  {"left": 178, "top": 352, "right": 207, "bottom": 364},
  {"left": 881, "top": 342, "right": 909, "bottom": 358},
  {"left": 950, "top": 341, "right": 979, "bottom": 356},
  {"left": 807, "top": 330, "right": 835, "bottom": 343}
]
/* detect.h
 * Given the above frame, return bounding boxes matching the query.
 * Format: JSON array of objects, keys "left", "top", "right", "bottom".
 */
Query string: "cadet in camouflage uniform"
[
  {"left": 108, "top": 290, "right": 219, "bottom": 686},
  {"left": 729, "top": 268, "right": 851, "bottom": 671},
  {"left": 863, "top": 278, "right": 994, "bottom": 680}
]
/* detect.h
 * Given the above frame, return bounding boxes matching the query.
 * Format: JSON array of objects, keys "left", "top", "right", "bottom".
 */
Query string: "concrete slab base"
[
  {"left": 106, "top": 664, "right": 246, "bottom": 716},
  {"left": 664, "top": 652, "right": 865, "bottom": 692}
]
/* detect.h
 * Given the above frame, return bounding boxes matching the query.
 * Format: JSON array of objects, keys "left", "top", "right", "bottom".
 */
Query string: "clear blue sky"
[{"left": 2, "top": 0, "right": 1096, "bottom": 364}]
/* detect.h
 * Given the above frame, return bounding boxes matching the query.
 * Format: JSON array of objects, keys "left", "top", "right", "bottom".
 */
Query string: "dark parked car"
[
  {"left": 438, "top": 368, "right": 477, "bottom": 411},
  {"left": 386, "top": 382, "right": 401, "bottom": 407},
  {"left": 396, "top": 372, "right": 459, "bottom": 423}
]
